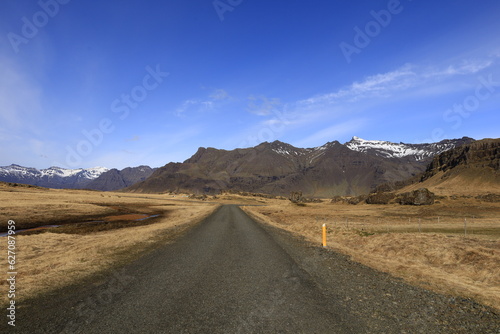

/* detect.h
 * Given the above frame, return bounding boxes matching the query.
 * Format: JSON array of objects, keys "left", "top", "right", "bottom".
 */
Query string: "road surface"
[{"left": 13, "top": 205, "right": 500, "bottom": 333}]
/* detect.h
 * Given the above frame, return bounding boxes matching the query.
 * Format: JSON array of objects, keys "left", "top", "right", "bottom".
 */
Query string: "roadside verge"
[{"left": 0, "top": 203, "right": 219, "bottom": 306}]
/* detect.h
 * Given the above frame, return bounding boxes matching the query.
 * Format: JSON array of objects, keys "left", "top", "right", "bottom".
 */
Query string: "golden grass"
[
  {"left": 242, "top": 198, "right": 500, "bottom": 310},
  {"left": 0, "top": 185, "right": 218, "bottom": 305},
  {"left": 2, "top": 183, "right": 499, "bottom": 311},
  {"left": 401, "top": 169, "right": 500, "bottom": 196}
]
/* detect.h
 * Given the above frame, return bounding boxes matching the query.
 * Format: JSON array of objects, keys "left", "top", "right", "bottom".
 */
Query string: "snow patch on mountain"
[
  {"left": 0, "top": 164, "right": 109, "bottom": 188},
  {"left": 346, "top": 137, "right": 456, "bottom": 160},
  {"left": 347, "top": 137, "right": 422, "bottom": 158},
  {"left": 1, "top": 165, "right": 109, "bottom": 179},
  {"left": 270, "top": 141, "right": 305, "bottom": 157}
]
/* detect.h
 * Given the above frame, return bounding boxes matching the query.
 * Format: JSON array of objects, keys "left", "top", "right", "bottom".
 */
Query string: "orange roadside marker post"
[{"left": 322, "top": 223, "right": 327, "bottom": 247}]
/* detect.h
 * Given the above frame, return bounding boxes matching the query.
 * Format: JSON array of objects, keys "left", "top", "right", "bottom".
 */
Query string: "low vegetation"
[
  {"left": 0, "top": 185, "right": 218, "bottom": 305},
  {"left": 243, "top": 196, "right": 500, "bottom": 311},
  {"left": 1, "top": 182, "right": 499, "bottom": 314}
]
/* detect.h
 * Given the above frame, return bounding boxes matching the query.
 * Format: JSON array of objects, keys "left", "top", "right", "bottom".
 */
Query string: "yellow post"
[{"left": 322, "top": 223, "right": 327, "bottom": 247}]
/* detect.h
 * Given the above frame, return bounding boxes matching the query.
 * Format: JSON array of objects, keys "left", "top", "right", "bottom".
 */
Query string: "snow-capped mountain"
[
  {"left": 266, "top": 136, "right": 471, "bottom": 164},
  {"left": 0, "top": 165, "right": 109, "bottom": 189},
  {"left": 1, "top": 136, "right": 475, "bottom": 194},
  {"left": 86, "top": 166, "right": 156, "bottom": 191},
  {"left": 129, "top": 136, "right": 475, "bottom": 197},
  {"left": 345, "top": 136, "right": 472, "bottom": 161},
  {"left": 269, "top": 140, "right": 308, "bottom": 157}
]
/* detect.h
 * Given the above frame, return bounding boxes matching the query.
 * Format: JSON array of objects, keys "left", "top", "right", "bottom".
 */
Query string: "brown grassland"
[
  {"left": 1, "top": 182, "right": 499, "bottom": 313},
  {"left": 0, "top": 183, "right": 220, "bottom": 305},
  {"left": 240, "top": 195, "right": 500, "bottom": 311}
]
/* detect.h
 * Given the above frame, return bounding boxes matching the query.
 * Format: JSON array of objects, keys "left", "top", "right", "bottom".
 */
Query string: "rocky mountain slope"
[
  {"left": 0, "top": 165, "right": 109, "bottom": 189},
  {"left": 86, "top": 166, "right": 155, "bottom": 191},
  {"left": 399, "top": 138, "right": 500, "bottom": 195},
  {"left": 127, "top": 136, "right": 474, "bottom": 197},
  {"left": 346, "top": 137, "right": 462, "bottom": 160}
]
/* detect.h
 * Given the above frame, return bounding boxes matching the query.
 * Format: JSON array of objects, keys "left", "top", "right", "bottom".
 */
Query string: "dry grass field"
[
  {"left": 0, "top": 184, "right": 219, "bottom": 305},
  {"left": 1, "top": 182, "right": 499, "bottom": 313},
  {"left": 242, "top": 196, "right": 500, "bottom": 310}
]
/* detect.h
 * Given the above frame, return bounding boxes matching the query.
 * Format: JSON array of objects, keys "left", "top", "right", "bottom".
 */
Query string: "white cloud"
[
  {"left": 0, "top": 55, "right": 52, "bottom": 167},
  {"left": 261, "top": 119, "right": 294, "bottom": 127},
  {"left": 0, "top": 56, "right": 43, "bottom": 131},
  {"left": 423, "top": 59, "right": 494, "bottom": 78},
  {"left": 296, "top": 57, "right": 497, "bottom": 111},
  {"left": 175, "top": 88, "right": 231, "bottom": 117},
  {"left": 295, "top": 119, "right": 368, "bottom": 148},
  {"left": 247, "top": 95, "right": 282, "bottom": 116},
  {"left": 210, "top": 89, "right": 229, "bottom": 100},
  {"left": 243, "top": 56, "right": 498, "bottom": 147},
  {"left": 127, "top": 135, "right": 141, "bottom": 142},
  {"left": 175, "top": 99, "right": 200, "bottom": 116},
  {"left": 299, "top": 64, "right": 416, "bottom": 106}
]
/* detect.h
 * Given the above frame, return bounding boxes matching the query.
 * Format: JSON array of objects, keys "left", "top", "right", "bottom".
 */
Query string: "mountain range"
[
  {"left": 127, "top": 136, "right": 474, "bottom": 197},
  {"left": 1, "top": 136, "right": 480, "bottom": 195},
  {"left": 86, "top": 166, "right": 156, "bottom": 191},
  {"left": 0, "top": 165, "right": 154, "bottom": 190},
  {"left": 0, "top": 165, "right": 109, "bottom": 189}
]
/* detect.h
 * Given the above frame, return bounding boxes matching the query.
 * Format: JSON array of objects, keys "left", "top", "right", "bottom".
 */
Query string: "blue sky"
[{"left": 0, "top": 0, "right": 499, "bottom": 169}]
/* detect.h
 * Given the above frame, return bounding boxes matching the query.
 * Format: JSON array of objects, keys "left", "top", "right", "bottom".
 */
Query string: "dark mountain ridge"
[
  {"left": 127, "top": 136, "right": 474, "bottom": 197},
  {"left": 373, "top": 138, "right": 500, "bottom": 195},
  {"left": 86, "top": 165, "right": 156, "bottom": 191}
]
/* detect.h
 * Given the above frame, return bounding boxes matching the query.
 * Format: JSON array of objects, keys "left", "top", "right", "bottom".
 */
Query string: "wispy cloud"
[
  {"left": 260, "top": 118, "right": 295, "bottom": 127},
  {"left": 247, "top": 95, "right": 282, "bottom": 116},
  {"left": 243, "top": 56, "right": 498, "bottom": 147},
  {"left": 175, "top": 99, "right": 211, "bottom": 116},
  {"left": 175, "top": 88, "right": 230, "bottom": 116},
  {"left": 297, "top": 57, "right": 497, "bottom": 109},
  {"left": 127, "top": 135, "right": 141, "bottom": 142},
  {"left": 0, "top": 55, "right": 51, "bottom": 166},
  {"left": 423, "top": 59, "right": 494, "bottom": 78},
  {"left": 0, "top": 56, "right": 43, "bottom": 131},
  {"left": 210, "top": 88, "right": 229, "bottom": 100},
  {"left": 295, "top": 119, "right": 368, "bottom": 147}
]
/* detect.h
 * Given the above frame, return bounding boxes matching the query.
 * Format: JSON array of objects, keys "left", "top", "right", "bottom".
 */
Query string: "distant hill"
[
  {"left": 0, "top": 165, "right": 154, "bottom": 191},
  {"left": 0, "top": 165, "right": 109, "bottom": 189},
  {"left": 398, "top": 138, "right": 500, "bottom": 196},
  {"left": 126, "top": 136, "right": 474, "bottom": 197},
  {"left": 86, "top": 166, "right": 156, "bottom": 191}
]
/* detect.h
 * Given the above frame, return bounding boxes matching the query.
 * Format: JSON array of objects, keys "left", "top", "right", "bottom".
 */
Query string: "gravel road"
[{"left": 11, "top": 205, "right": 500, "bottom": 333}]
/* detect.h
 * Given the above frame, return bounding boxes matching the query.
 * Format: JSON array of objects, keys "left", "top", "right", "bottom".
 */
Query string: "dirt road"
[{"left": 12, "top": 205, "right": 500, "bottom": 333}]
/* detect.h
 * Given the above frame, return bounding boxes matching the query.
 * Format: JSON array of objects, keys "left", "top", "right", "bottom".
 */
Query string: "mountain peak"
[
  {"left": 126, "top": 136, "right": 479, "bottom": 196},
  {"left": 345, "top": 137, "right": 473, "bottom": 160},
  {"left": 0, "top": 165, "right": 110, "bottom": 189},
  {"left": 348, "top": 136, "right": 386, "bottom": 144}
]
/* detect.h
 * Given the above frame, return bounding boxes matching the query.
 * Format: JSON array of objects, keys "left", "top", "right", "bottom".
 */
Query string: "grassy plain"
[
  {"left": 1, "top": 183, "right": 499, "bottom": 312},
  {"left": 241, "top": 195, "right": 500, "bottom": 310},
  {"left": 0, "top": 183, "right": 219, "bottom": 305}
]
